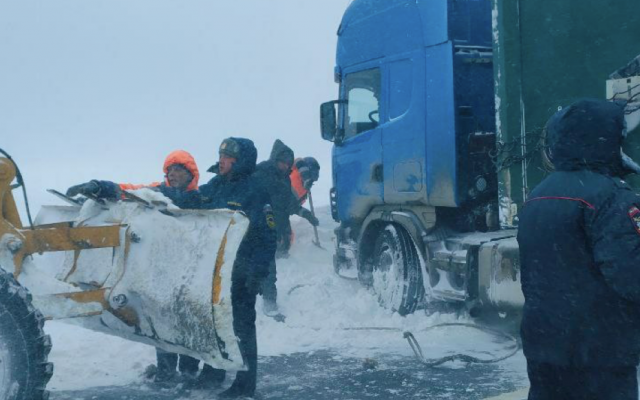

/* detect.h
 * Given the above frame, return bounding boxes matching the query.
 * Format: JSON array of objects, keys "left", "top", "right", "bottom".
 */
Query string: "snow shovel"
[{"left": 308, "top": 191, "right": 325, "bottom": 250}]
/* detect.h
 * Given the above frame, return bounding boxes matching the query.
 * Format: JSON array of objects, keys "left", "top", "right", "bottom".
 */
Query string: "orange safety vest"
[{"left": 290, "top": 165, "right": 308, "bottom": 205}]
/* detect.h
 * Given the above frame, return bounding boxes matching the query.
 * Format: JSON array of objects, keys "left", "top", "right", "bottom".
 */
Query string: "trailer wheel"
[
  {"left": 0, "top": 270, "right": 53, "bottom": 400},
  {"left": 372, "top": 224, "right": 424, "bottom": 316}
]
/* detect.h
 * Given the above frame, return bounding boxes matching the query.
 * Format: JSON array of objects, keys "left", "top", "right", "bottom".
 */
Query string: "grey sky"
[{"left": 0, "top": 0, "right": 350, "bottom": 216}]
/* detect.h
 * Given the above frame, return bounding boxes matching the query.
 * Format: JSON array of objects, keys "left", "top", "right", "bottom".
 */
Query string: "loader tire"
[
  {"left": 372, "top": 224, "right": 424, "bottom": 316},
  {"left": 0, "top": 270, "right": 53, "bottom": 400}
]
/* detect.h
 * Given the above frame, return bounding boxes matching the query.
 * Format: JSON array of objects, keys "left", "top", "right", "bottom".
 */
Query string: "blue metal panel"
[
  {"left": 447, "top": 0, "right": 493, "bottom": 46},
  {"left": 425, "top": 42, "right": 457, "bottom": 207},
  {"left": 333, "top": 128, "right": 384, "bottom": 222},
  {"left": 337, "top": 0, "right": 422, "bottom": 69},
  {"left": 416, "top": 0, "right": 448, "bottom": 47},
  {"left": 382, "top": 51, "right": 428, "bottom": 205},
  {"left": 452, "top": 50, "right": 497, "bottom": 207}
]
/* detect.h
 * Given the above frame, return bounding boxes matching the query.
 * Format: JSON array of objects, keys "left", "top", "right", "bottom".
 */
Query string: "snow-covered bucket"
[{"left": 25, "top": 189, "right": 249, "bottom": 371}]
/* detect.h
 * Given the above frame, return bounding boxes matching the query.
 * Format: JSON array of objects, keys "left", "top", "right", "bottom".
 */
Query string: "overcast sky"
[{"left": 0, "top": 0, "right": 350, "bottom": 217}]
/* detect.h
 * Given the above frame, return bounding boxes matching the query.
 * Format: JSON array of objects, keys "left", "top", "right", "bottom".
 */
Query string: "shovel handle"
[{"left": 308, "top": 191, "right": 323, "bottom": 248}]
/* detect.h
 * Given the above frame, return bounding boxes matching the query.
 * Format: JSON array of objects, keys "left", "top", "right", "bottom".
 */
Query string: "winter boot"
[
  {"left": 154, "top": 349, "right": 179, "bottom": 386},
  {"left": 194, "top": 364, "right": 226, "bottom": 390},
  {"left": 178, "top": 354, "right": 200, "bottom": 387},
  {"left": 262, "top": 299, "right": 279, "bottom": 315},
  {"left": 218, "top": 370, "right": 256, "bottom": 398},
  {"left": 218, "top": 385, "right": 254, "bottom": 399}
]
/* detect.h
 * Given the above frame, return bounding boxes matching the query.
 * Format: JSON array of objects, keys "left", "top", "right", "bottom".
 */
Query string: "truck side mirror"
[{"left": 320, "top": 100, "right": 344, "bottom": 143}]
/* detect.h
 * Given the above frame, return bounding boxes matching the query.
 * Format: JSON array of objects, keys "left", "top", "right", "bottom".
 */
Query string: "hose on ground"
[
  {"left": 335, "top": 271, "right": 359, "bottom": 281},
  {"left": 285, "top": 285, "right": 520, "bottom": 367},
  {"left": 343, "top": 323, "right": 519, "bottom": 367}
]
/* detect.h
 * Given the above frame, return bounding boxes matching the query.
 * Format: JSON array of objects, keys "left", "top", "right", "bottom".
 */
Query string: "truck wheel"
[
  {"left": 372, "top": 224, "right": 424, "bottom": 316},
  {"left": 0, "top": 270, "right": 53, "bottom": 400}
]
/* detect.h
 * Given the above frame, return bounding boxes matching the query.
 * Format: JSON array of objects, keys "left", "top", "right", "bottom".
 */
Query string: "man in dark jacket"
[
  {"left": 517, "top": 98, "right": 640, "bottom": 400},
  {"left": 254, "top": 139, "right": 298, "bottom": 254},
  {"left": 198, "top": 137, "right": 277, "bottom": 398},
  {"left": 252, "top": 140, "right": 318, "bottom": 314}
]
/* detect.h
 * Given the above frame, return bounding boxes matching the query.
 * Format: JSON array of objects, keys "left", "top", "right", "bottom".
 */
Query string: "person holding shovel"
[
  {"left": 289, "top": 157, "right": 322, "bottom": 248},
  {"left": 290, "top": 157, "right": 320, "bottom": 208}
]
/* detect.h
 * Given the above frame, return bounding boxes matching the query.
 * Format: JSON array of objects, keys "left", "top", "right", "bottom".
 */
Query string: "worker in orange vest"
[
  {"left": 287, "top": 157, "right": 321, "bottom": 251},
  {"left": 66, "top": 150, "right": 201, "bottom": 385},
  {"left": 290, "top": 157, "right": 320, "bottom": 207}
]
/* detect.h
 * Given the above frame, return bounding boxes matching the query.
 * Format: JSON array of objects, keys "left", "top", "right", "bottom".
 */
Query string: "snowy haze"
[{"left": 0, "top": 0, "right": 349, "bottom": 215}]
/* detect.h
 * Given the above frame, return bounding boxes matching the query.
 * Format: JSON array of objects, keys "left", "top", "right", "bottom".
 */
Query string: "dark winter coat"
[
  {"left": 517, "top": 98, "right": 640, "bottom": 367},
  {"left": 199, "top": 138, "right": 277, "bottom": 284},
  {"left": 252, "top": 140, "right": 300, "bottom": 252}
]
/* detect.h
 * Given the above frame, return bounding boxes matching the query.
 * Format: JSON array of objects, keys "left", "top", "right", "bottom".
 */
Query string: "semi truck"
[{"left": 320, "top": 0, "right": 640, "bottom": 315}]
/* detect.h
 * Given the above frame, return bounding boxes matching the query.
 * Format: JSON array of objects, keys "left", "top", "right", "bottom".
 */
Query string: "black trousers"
[
  {"left": 156, "top": 348, "right": 199, "bottom": 376},
  {"left": 527, "top": 361, "right": 638, "bottom": 400},
  {"left": 260, "top": 259, "right": 278, "bottom": 305},
  {"left": 209, "top": 274, "right": 258, "bottom": 395}
]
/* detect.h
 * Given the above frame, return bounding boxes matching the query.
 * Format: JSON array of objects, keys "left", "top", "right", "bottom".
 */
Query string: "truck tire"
[
  {"left": 0, "top": 270, "right": 53, "bottom": 400},
  {"left": 372, "top": 224, "right": 424, "bottom": 316}
]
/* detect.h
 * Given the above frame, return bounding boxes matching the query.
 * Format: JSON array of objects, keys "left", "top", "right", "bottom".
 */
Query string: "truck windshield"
[{"left": 342, "top": 68, "right": 381, "bottom": 139}]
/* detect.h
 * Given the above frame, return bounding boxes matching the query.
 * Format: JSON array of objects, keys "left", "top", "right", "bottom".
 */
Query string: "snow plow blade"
[{"left": 20, "top": 194, "right": 250, "bottom": 371}]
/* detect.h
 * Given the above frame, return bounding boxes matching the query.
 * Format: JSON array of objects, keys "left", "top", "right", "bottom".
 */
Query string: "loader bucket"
[{"left": 26, "top": 191, "right": 250, "bottom": 371}]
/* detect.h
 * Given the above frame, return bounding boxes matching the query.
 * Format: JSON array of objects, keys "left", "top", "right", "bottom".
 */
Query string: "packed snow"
[{"left": 39, "top": 204, "right": 527, "bottom": 392}]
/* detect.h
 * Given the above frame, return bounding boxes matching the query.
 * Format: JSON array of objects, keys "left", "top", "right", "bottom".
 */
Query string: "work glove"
[
  {"left": 298, "top": 207, "right": 319, "bottom": 227},
  {"left": 66, "top": 180, "right": 101, "bottom": 198},
  {"left": 303, "top": 178, "right": 315, "bottom": 191}
]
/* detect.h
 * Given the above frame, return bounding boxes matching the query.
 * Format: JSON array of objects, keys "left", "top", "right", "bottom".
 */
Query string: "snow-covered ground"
[{"left": 42, "top": 205, "right": 527, "bottom": 392}]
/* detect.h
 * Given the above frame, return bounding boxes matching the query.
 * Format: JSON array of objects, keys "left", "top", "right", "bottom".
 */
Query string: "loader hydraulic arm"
[{"left": 0, "top": 157, "right": 121, "bottom": 278}]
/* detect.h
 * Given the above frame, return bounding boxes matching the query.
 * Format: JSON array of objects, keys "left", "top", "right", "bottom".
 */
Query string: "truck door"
[
  {"left": 381, "top": 52, "right": 428, "bottom": 205},
  {"left": 333, "top": 64, "right": 384, "bottom": 222}
]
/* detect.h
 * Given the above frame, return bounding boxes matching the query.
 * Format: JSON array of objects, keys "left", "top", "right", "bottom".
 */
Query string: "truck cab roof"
[{"left": 337, "top": 0, "right": 492, "bottom": 70}]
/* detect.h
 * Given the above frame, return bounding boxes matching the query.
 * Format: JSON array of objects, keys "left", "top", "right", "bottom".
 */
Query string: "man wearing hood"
[
  {"left": 517, "top": 98, "right": 640, "bottom": 399},
  {"left": 66, "top": 150, "right": 201, "bottom": 383},
  {"left": 252, "top": 140, "right": 318, "bottom": 314},
  {"left": 198, "top": 137, "right": 277, "bottom": 398},
  {"left": 290, "top": 156, "right": 321, "bottom": 207}
]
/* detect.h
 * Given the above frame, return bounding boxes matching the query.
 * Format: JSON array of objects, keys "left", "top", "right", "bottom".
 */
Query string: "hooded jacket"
[
  {"left": 252, "top": 140, "right": 300, "bottom": 250},
  {"left": 269, "top": 139, "right": 294, "bottom": 167},
  {"left": 94, "top": 150, "right": 201, "bottom": 209},
  {"left": 199, "top": 138, "right": 277, "bottom": 281},
  {"left": 518, "top": 98, "right": 640, "bottom": 367},
  {"left": 290, "top": 157, "right": 320, "bottom": 204}
]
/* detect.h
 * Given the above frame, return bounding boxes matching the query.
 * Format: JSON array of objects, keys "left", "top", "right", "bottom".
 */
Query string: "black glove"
[
  {"left": 276, "top": 235, "right": 291, "bottom": 259},
  {"left": 299, "top": 208, "right": 319, "bottom": 227},
  {"left": 303, "top": 178, "right": 315, "bottom": 191},
  {"left": 276, "top": 246, "right": 290, "bottom": 259},
  {"left": 66, "top": 181, "right": 100, "bottom": 198}
]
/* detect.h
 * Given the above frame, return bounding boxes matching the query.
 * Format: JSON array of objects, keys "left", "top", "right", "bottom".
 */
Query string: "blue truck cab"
[
  {"left": 321, "top": 0, "right": 640, "bottom": 316},
  {"left": 321, "top": 0, "right": 502, "bottom": 315}
]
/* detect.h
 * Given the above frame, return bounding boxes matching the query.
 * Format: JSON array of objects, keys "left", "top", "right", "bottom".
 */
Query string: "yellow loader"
[{"left": 0, "top": 156, "right": 249, "bottom": 400}]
